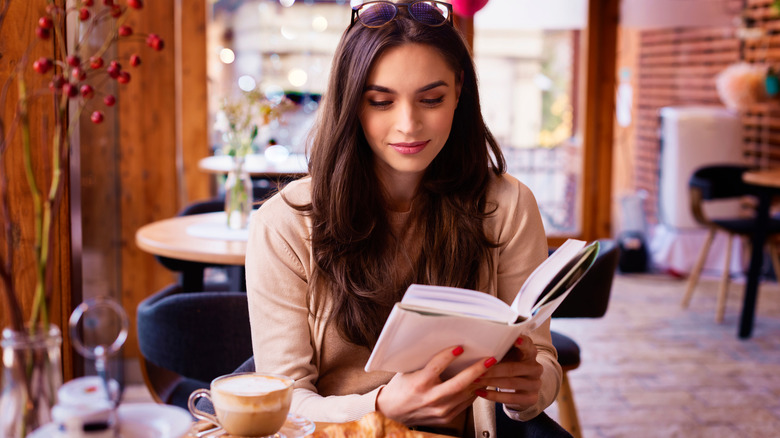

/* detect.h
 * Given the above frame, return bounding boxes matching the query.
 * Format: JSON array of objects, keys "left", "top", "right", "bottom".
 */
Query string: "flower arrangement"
[
  {"left": 217, "top": 89, "right": 296, "bottom": 159},
  {"left": 0, "top": 0, "right": 163, "bottom": 333},
  {"left": 715, "top": 62, "right": 767, "bottom": 111}
]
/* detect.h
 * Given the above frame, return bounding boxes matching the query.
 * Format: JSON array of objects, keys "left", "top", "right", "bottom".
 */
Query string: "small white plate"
[
  {"left": 30, "top": 403, "right": 192, "bottom": 438},
  {"left": 196, "top": 413, "right": 315, "bottom": 438}
]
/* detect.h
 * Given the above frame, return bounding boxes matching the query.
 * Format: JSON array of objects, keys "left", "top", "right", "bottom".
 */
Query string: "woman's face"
[{"left": 359, "top": 43, "right": 461, "bottom": 183}]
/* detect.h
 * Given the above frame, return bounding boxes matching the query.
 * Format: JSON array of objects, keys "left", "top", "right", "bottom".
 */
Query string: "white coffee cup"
[
  {"left": 188, "top": 372, "right": 293, "bottom": 437},
  {"left": 51, "top": 376, "right": 119, "bottom": 438}
]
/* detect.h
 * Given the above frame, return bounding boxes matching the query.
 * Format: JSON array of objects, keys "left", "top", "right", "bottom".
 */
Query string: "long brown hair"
[{"left": 294, "top": 12, "right": 506, "bottom": 349}]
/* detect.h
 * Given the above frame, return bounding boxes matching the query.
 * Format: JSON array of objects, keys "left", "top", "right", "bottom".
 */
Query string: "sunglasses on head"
[{"left": 350, "top": 1, "right": 454, "bottom": 29}]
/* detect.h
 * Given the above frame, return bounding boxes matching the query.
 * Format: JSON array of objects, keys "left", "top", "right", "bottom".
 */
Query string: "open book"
[{"left": 364, "top": 239, "right": 600, "bottom": 377}]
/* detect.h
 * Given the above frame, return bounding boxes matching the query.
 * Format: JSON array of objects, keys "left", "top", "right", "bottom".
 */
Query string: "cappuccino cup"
[{"left": 188, "top": 372, "right": 293, "bottom": 437}]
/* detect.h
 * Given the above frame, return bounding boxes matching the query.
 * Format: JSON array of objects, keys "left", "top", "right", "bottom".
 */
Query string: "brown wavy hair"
[{"left": 293, "top": 12, "right": 506, "bottom": 349}]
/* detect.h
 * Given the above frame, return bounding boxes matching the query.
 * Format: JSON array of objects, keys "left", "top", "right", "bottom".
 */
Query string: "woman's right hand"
[{"left": 375, "top": 345, "right": 493, "bottom": 426}]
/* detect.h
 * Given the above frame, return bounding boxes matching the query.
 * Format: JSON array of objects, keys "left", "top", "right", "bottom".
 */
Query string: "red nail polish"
[
  {"left": 515, "top": 337, "right": 523, "bottom": 345},
  {"left": 452, "top": 346, "right": 464, "bottom": 356},
  {"left": 473, "top": 378, "right": 481, "bottom": 383},
  {"left": 484, "top": 357, "right": 497, "bottom": 368},
  {"left": 475, "top": 389, "right": 487, "bottom": 397}
]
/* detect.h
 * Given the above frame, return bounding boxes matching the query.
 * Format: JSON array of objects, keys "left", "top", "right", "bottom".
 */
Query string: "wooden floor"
[
  {"left": 124, "top": 273, "right": 780, "bottom": 437},
  {"left": 548, "top": 273, "right": 780, "bottom": 437}
]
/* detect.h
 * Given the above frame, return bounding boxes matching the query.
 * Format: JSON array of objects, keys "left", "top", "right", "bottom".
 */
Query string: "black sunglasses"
[{"left": 350, "top": 1, "right": 454, "bottom": 29}]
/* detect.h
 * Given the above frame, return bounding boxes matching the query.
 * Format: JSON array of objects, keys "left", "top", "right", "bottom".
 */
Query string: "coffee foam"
[{"left": 215, "top": 375, "right": 290, "bottom": 395}]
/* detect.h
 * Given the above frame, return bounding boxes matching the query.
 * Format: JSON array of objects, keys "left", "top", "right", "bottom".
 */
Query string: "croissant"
[{"left": 309, "top": 411, "right": 424, "bottom": 438}]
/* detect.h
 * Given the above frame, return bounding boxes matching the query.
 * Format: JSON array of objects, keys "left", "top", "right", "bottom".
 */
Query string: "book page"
[
  {"left": 402, "top": 284, "right": 518, "bottom": 324},
  {"left": 510, "top": 239, "right": 586, "bottom": 317}
]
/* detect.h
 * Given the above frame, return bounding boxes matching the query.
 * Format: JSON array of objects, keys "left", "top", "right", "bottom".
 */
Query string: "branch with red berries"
[{"left": 0, "top": 0, "right": 163, "bottom": 332}]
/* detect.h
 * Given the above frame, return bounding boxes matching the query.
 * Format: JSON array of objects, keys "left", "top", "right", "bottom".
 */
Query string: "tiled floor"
[
  {"left": 125, "top": 273, "right": 780, "bottom": 437},
  {"left": 548, "top": 273, "right": 780, "bottom": 438}
]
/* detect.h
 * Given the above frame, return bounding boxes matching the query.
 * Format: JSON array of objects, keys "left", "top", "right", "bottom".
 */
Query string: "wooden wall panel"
[{"left": 118, "top": 0, "right": 178, "bottom": 357}]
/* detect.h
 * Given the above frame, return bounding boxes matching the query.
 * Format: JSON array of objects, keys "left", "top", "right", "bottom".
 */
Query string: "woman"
[{"left": 246, "top": 2, "right": 564, "bottom": 436}]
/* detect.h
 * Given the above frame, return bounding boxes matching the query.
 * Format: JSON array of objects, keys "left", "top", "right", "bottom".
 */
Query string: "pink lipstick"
[{"left": 390, "top": 140, "right": 428, "bottom": 155}]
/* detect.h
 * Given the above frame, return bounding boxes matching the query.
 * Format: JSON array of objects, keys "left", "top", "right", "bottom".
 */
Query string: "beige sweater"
[{"left": 245, "top": 174, "right": 561, "bottom": 438}]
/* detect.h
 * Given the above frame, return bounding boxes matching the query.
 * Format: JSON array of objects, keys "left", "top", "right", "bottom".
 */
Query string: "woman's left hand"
[{"left": 473, "top": 334, "right": 543, "bottom": 411}]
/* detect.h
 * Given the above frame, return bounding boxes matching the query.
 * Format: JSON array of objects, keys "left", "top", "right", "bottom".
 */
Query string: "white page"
[{"left": 511, "top": 239, "right": 586, "bottom": 316}]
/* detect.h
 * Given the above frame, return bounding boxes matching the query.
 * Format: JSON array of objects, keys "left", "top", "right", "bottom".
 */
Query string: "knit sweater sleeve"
[
  {"left": 245, "top": 182, "right": 381, "bottom": 423},
  {"left": 488, "top": 175, "right": 562, "bottom": 421}
]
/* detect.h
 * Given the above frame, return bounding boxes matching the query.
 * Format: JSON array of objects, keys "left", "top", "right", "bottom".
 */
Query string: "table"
[
  {"left": 740, "top": 169, "right": 780, "bottom": 338},
  {"left": 135, "top": 212, "right": 247, "bottom": 265},
  {"left": 135, "top": 212, "right": 249, "bottom": 291},
  {"left": 188, "top": 420, "right": 446, "bottom": 437},
  {"left": 198, "top": 153, "right": 308, "bottom": 179}
]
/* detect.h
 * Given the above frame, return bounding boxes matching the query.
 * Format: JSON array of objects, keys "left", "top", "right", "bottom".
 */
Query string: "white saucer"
[
  {"left": 197, "top": 413, "right": 315, "bottom": 438},
  {"left": 30, "top": 403, "right": 192, "bottom": 438}
]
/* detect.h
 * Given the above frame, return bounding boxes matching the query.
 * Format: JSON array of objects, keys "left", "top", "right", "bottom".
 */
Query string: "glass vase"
[
  {"left": 0, "top": 325, "right": 63, "bottom": 437},
  {"left": 224, "top": 155, "right": 253, "bottom": 230}
]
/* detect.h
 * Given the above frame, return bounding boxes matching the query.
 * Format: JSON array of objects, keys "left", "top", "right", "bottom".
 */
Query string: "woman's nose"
[{"left": 395, "top": 103, "right": 422, "bottom": 135}]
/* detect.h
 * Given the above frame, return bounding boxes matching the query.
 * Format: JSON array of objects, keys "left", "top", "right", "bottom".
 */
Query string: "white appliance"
[
  {"left": 658, "top": 106, "right": 743, "bottom": 229},
  {"left": 651, "top": 106, "right": 744, "bottom": 275}
]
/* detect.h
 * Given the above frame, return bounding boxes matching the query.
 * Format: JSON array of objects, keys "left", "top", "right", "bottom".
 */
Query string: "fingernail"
[
  {"left": 515, "top": 337, "right": 523, "bottom": 345},
  {"left": 475, "top": 389, "right": 487, "bottom": 397},
  {"left": 452, "top": 346, "right": 464, "bottom": 356},
  {"left": 484, "top": 357, "right": 497, "bottom": 368}
]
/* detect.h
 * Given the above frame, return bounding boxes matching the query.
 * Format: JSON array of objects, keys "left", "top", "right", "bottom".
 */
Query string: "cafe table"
[
  {"left": 198, "top": 153, "right": 308, "bottom": 180},
  {"left": 740, "top": 168, "right": 780, "bottom": 338},
  {"left": 187, "top": 420, "right": 448, "bottom": 437},
  {"left": 135, "top": 211, "right": 249, "bottom": 290}
]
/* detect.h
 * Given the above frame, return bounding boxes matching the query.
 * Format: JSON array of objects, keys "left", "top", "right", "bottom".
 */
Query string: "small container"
[{"left": 51, "top": 377, "right": 119, "bottom": 438}]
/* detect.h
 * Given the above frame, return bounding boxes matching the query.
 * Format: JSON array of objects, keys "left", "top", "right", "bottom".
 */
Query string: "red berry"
[
  {"left": 63, "top": 82, "right": 79, "bottom": 98},
  {"left": 36, "top": 26, "right": 50, "bottom": 39},
  {"left": 83, "top": 0, "right": 94, "bottom": 6},
  {"left": 117, "top": 71, "right": 131, "bottom": 84},
  {"left": 66, "top": 55, "right": 81, "bottom": 67},
  {"left": 38, "top": 16, "right": 53, "bottom": 29},
  {"left": 89, "top": 56, "right": 104, "bottom": 69},
  {"left": 32, "top": 57, "right": 52, "bottom": 74},
  {"left": 110, "top": 5, "right": 122, "bottom": 18},
  {"left": 80, "top": 84, "right": 94, "bottom": 99},
  {"left": 79, "top": 7, "right": 90, "bottom": 21},
  {"left": 128, "top": 0, "right": 143, "bottom": 9},
  {"left": 118, "top": 25, "right": 132, "bottom": 37},
  {"left": 71, "top": 67, "right": 86, "bottom": 81},
  {"left": 49, "top": 75, "right": 65, "bottom": 92},
  {"left": 90, "top": 111, "right": 104, "bottom": 124},
  {"left": 103, "top": 95, "right": 116, "bottom": 106},
  {"left": 129, "top": 54, "right": 141, "bottom": 67},
  {"left": 146, "top": 34, "right": 164, "bottom": 51}
]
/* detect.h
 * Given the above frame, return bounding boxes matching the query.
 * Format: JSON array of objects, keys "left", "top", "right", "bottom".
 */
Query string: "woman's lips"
[{"left": 390, "top": 140, "right": 429, "bottom": 155}]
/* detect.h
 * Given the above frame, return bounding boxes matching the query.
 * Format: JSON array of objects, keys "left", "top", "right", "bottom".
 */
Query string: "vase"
[
  {"left": 0, "top": 325, "right": 63, "bottom": 437},
  {"left": 224, "top": 155, "right": 253, "bottom": 230}
]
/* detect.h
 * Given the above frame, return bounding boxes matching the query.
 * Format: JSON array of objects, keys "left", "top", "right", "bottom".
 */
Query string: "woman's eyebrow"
[{"left": 364, "top": 80, "right": 449, "bottom": 94}]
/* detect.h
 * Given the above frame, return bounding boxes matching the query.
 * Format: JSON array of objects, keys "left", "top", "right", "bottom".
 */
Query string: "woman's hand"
[
  {"left": 375, "top": 345, "right": 492, "bottom": 426},
  {"left": 472, "top": 335, "right": 543, "bottom": 411}
]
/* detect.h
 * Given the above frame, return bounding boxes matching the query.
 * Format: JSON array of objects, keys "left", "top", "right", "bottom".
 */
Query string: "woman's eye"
[
  {"left": 368, "top": 100, "right": 392, "bottom": 108},
  {"left": 421, "top": 96, "right": 444, "bottom": 106}
]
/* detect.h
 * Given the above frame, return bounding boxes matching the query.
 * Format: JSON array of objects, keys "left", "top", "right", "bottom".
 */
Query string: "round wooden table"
[
  {"left": 135, "top": 212, "right": 247, "bottom": 266},
  {"left": 198, "top": 153, "right": 308, "bottom": 179},
  {"left": 740, "top": 168, "right": 780, "bottom": 338}
]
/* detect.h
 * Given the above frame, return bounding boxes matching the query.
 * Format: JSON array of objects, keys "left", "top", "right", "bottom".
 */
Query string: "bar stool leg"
[
  {"left": 683, "top": 228, "right": 716, "bottom": 308},
  {"left": 556, "top": 371, "right": 582, "bottom": 438},
  {"left": 715, "top": 234, "right": 733, "bottom": 323}
]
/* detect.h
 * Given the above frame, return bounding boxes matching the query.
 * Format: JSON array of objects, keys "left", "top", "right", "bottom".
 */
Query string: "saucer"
[
  {"left": 197, "top": 413, "right": 315, "bottom": 438},
  {"left": 281, "top": 413, "right": 315, "bottom": 437},
  {"left": 30, "top": 403, "right": 192, "bottom": 438}
]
